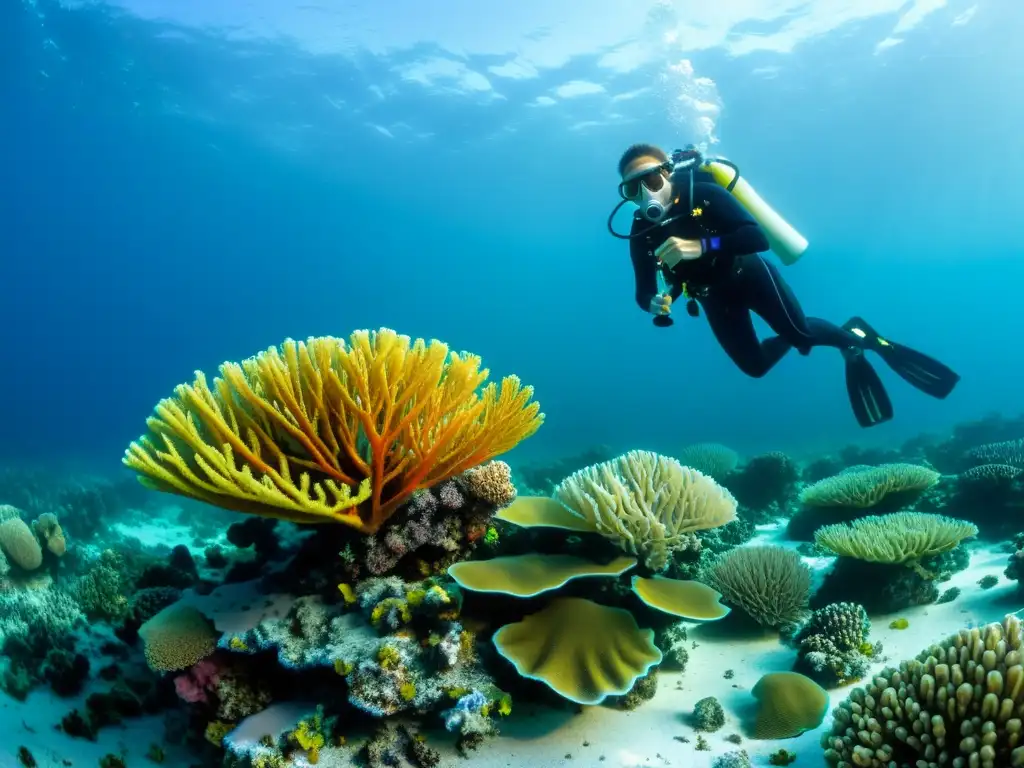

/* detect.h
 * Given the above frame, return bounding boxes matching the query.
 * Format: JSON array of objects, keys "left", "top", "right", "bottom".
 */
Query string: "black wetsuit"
[{"left": 629, "top": 174, "right": 861, "bottom": 378}]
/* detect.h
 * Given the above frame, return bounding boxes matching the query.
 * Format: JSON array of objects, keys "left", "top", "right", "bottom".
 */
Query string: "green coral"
[
  {"left": 799, "top": 463, "right": 940, "bottom": 509},
  {"left": 814, "top": 512, "right": 977, "bottom": 566},
  {"left": 769, "top": 749, "right": 796, "bottom": 765},
  {"left": 702, "top": 545, "right": 811, "bottom": 628},
  {"left": 693, "top": 696, "right": 725, "bottom": 732}
]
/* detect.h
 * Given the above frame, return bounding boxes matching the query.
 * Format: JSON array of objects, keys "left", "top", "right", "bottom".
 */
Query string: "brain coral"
[
  {"left": 821, "top": 614, "right": 1024, "bottom": 767},
  {"left": 139, "top": 603, "right": 218, "bottom": 672},
  {"left": 0, "top": 517, "right": 43, "bottom": 571}
]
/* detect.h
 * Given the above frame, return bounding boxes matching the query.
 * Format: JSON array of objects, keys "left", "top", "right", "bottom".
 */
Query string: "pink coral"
[{"left": 174, "top": 658, "right": 222, "bottom": 703}]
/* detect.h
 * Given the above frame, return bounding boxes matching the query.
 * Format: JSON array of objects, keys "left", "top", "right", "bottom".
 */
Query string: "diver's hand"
[
  {"left": 648, "top": 293, "right": 672, "bottom": 316},
  {"left": 655, "top": 237, "right": 703, "bottom": 268}
]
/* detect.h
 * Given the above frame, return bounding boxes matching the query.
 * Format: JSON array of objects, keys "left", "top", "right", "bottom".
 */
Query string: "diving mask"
[{"left": 618, "top": 163, "right": 674, "bottom": 222}]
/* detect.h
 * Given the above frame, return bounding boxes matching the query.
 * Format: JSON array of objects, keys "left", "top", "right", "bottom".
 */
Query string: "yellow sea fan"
[{"left": 123, "top": 329, "right": 543, "bottom": 534}]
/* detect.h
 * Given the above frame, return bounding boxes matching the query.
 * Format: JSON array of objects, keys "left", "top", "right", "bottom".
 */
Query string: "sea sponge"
[
  {"left": 139, "top": 604, "right": 218, "bottom": 672},
  {"left": 447, "top": 554, "right": 636, "bottom": 598},
  {"left": 554, "top": 450, "right": 737, "bottom": 571},
  {"left": 32, "top": 513, "right": 66, "bottom": 557},
  {"left": 0, "top": 517, "right": 43, "bottom": 571},
  {"left": 701, "top": 545, "right": 811, "bottom": 628},
  {"left": 492, "top": 597, "right": 662, "bottom": 705},
  {"left": 799, "top": 463, "right": 940, "bottom": 509},
  {"left": 462, "top": 461, "right": 516, "bottom": 508},
  {"left": 631, "top": 575, "right": 731, "bottom": 621},
  {"left": 123, "top": 329, "right": 543, "bottom": 534},
  {"left": 821, "top": 614, "right": 1024, "bottom": 767},
  {"left": 814, "top": 512, "right": 978, "bottom": 565},
  {"left": 751, "top": 671, "right": 828, "bottom": 739},
  {"left": 677, "top": 443, "right": 740, "bottom": 481}
]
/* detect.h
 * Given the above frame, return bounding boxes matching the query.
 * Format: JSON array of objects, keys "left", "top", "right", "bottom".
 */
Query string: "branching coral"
[
  {"left": 123, "top": 328, "right": 543, "bottom": 534},
  {"left": 821, "top": 614, "right": 1024, "bottom": 767},
  {"left": 554, "top": 450, "right": 737, "bottom": 571}
]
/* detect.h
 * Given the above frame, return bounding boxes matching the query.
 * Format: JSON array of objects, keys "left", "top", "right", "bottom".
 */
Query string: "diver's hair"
[{"left": 618, "top": 143, "right": 668, "bottom": 177}]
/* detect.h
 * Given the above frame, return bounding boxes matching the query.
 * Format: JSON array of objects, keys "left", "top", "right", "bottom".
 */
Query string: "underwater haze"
[{"left": 2, "top": 0, "right": 1023, "bottom": 468}]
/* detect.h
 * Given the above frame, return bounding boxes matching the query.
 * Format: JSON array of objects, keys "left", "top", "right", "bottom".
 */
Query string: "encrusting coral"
[
  {"left": 123, "top": 328, "right": 543, "bottom": 534},
  {"left": 821, "top": 614, "right": 1024, "bottom": 767}
]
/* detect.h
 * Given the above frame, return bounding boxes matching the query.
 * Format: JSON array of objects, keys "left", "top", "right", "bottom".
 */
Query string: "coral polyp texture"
[
  {"left": 821, "top": 614, "right": 1024, "bottom": 767},
  {"left": 553, "top": 450, "right": 737, "bottom": 571},
  {"left": 123, "top": 328, "right": 543, "bottom": 534}
]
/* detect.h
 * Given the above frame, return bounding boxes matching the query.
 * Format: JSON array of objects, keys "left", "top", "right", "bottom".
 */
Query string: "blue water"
[{"left": 2, "top": 0, "right": 1023, "bottom": 472}]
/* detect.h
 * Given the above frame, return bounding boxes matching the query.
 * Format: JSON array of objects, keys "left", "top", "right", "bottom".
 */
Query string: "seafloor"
[{"left": 3, "top": 405, "right": 1024, "bottom": 768}]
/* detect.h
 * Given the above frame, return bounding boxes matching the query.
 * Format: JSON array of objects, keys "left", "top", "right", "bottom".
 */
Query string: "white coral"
[{"left": 554, "top": 450, "right": 737, "bottom": 571}]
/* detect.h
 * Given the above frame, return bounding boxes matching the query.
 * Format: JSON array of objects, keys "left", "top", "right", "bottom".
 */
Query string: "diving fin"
[
  {"left": 842, "top": 316, "right": 961, "bottom": 400},
  {"left": 842, "top": 347, "right": 894, "bottom": 428}
]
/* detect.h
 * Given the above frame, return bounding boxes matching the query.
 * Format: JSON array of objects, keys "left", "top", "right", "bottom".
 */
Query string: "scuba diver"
[{"left": 607, "top": 142, "right": 961, "bottom": 428}]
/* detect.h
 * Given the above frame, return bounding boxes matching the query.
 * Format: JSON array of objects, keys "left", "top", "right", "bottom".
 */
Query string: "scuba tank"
[{"left": 670, "top": 146, "right": 809, "bottom": 266}]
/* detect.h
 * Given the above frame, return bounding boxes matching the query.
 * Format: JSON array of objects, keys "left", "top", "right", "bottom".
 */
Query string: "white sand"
[
  {"left": 0, "top": 683, "right": 196, "bottom": 768},
  {"left": 3, "top": 524, "right": 1016, "bottom": 768}
]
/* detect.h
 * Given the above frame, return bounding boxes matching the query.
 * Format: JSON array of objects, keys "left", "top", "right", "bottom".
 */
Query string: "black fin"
[
  {"left": 843, "top": 316, "right": 961, "bottom": 400},
  {"left": 843, "top": 347, "right": 894, "bottom": 428}
]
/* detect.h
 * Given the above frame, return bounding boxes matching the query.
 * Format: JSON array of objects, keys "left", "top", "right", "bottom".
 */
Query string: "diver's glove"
[
  {"left": 655, "top": 236, "right": 704, "bottom": 269},
  {"left": 648, "top": 293, "right": 672, "bottom": 317}
]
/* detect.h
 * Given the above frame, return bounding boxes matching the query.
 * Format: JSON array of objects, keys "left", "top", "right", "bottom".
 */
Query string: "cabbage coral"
[{"left": 123, "top": 328, "right": 543, "bottom": 534}]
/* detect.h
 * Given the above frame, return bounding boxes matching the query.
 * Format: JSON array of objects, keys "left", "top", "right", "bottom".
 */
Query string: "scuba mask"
[
  {"left": 607, "top": 145, "right": 704, "bottom": 238},
  {"left": 618, "top": 164, "right": 674, "bottom": 222}
]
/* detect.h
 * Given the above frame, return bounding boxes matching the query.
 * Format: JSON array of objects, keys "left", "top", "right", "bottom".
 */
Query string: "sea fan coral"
[{"left": 123, "top": 328, "right": 543, "bottom": 534}]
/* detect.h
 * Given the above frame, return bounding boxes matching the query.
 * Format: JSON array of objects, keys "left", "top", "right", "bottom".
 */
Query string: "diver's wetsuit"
[{"left": 629, "top": 174, "right": 860, "bottom": 378}]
